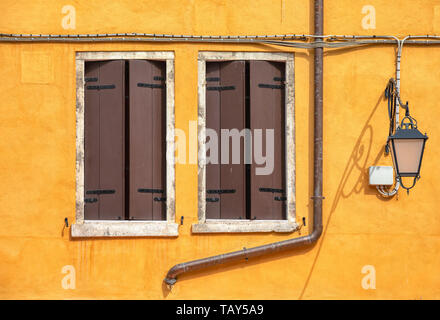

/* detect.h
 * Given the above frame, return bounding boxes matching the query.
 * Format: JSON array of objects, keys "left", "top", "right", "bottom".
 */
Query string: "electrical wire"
[
  {"left": 0, "top": 32, "right": 439, "bottom": 45},
  {"left": 376, "top": 79, "right": 405, "bottom": 198},
  {"left": 1, "top": 32, "right": 440, "bottom": 52}
]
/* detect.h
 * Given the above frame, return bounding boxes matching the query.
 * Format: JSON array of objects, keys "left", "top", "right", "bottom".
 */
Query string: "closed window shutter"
[
  {"left": 206, "top": 61, "right": 246, "bottom": 219},
  {"left": 84, "top": 60, "right": 125, "bottom": 220},
  {"left": 205, "top": 63, "right": 221, "bottom": 218},
  {"left": 250, "top": 61, "right": 286, "bottom": 220},
  {"left": 128, "top": 60, "right": 166, "bottom": 220}
]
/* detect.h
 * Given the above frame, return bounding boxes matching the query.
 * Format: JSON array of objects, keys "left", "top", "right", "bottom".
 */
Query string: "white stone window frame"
[
  {"left": 72, "top": 51, "right": 177, "bottom": 237},
  {"left": 193, "top": 51, "right": 297, "bottom": 233}
]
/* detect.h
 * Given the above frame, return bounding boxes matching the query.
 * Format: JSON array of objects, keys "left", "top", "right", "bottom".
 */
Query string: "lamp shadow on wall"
[
  {"left": 322, "top": 50, "right": 400, "bottom": 229},
  {"left": 330, "top": 91, "right": 395, "bottom": 203},
  {"left": 298, "top": 93, "right": 393, "bottom": 299}
]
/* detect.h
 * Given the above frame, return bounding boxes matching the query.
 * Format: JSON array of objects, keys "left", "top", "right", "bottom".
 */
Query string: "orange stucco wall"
[{"left": 0, "top": 0, "right": 439, "bottom": 299}]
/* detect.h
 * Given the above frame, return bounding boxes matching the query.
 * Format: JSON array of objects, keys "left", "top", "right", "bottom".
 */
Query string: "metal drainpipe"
[{"left": 163, "top": 0, "right": 324, "bottom": 286}]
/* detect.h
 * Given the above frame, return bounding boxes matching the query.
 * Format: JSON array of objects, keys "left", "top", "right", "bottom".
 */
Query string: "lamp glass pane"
[{"left": 393, "top": 138, "right": 424, "bottom": 175}]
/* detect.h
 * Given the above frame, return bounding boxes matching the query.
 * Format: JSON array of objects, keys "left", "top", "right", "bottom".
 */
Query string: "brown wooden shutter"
[
  {"left": 128, "top": 60, "right": 166, "bottom": 220},
  {"left": 206, "top": 61, "right": 246, "bottom": 219},
  {"left": 205, "top": 63, "right": 221, "bottom": 219},
  {"left": 84, "top": 60, "right": 125, "bottom": 220},
  {"left": 250, "top": 61, "right": 286, "bottom": 220}
]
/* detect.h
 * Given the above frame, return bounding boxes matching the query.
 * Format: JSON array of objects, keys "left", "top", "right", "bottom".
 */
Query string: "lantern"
[{"left": 389, "top": 115, "right": 428, "bottom": 192}]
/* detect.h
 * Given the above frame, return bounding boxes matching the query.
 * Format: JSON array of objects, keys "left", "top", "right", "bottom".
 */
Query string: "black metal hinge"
[
  {"left": 86, "top": 85, "right": 115, "bottom": 90},
  {"left": 273, "top": 77, "right": 285, "bottom": 82},
  {"left": 258, "top": 84, "right": 284, "bottom": 89},
  {"left": 153, "top": 76, "right": 165, "bottom": 81},
  {"left": 154, "top": 197, "right": 167, "bottom": 202},
  {"left": 85, "top": 198, "right": 98, "bottom": 203},
  {"left": 274, "top": 196, "right": 287, "bottom": 201},
  {"left": 137, "top": 83, "right": 165, "bottom": 89},
  {"left": 85, "top": 77, "right": 98, "bottom": 82},
  {"left": 207, "top": 189, "right": 236, "bottom": 194},
  {"left": 206, "top": 197, "right": 219, "bottom": 202},
  {"left": 207, "top": 86, "right": 235, "bottom": 91},
  {"left": 138, "top": 188, "right": 164, "bottom": 194},
  {"left": 206, "top": 77, "right": 220, "bottom": 82},
  {"left": 86, "top": 189, "right": 115, "bottom": 195},
  {"left": 259, "top": 187, "right": 284, "bottom": 193}
]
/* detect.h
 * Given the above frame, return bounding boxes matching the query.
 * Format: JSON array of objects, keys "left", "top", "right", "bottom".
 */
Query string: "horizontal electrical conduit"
[
  {"left": 0, "top": 33, "right": 397, "bottom": 39},
  {"left": 1, "top": 33, "right": 438, "bottom": 40},
  {"left": 3, "top": 36, "right": 440, "bottom": 49},
  {"left": 0, "top": 37, "right": 403, "bottom": 49},
  {"left": 2, "top": 33, "right": 440, "bottom": 48}
]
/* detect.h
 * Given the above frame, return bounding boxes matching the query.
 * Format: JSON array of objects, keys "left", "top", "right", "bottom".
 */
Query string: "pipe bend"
[
  {"left": 309, "top": 224, "right": 323, "bottom": 243},
  {"left": 164, "top": 224, "right": 324, "bottom": 285},
  {"left": 164, "top": 263, "right": 186, "bottom": 285}
]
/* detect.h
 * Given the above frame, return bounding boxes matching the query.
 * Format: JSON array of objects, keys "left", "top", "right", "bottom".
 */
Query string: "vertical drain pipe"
[
  {"left": 312, "top": 0, "right": 324, "bottom": 242},
  {"left": 163, "top": 0, "right": 324, "bottom": 286}
]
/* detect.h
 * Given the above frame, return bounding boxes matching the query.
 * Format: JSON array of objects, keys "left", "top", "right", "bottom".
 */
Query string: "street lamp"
[
  {"left": 389, "top": 116, "right": 428, "bottom": 192},
  {"left": 385, "top": 79, "right": 428, "bottom": 193}
]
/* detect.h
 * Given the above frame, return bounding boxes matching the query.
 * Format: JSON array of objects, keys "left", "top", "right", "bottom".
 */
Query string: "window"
[
  {"left": 193, "top": 52, "right": 297, "bottom": 233},
  {"left": 72, "top": 52, "right": 176, "bottom": 237}
]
